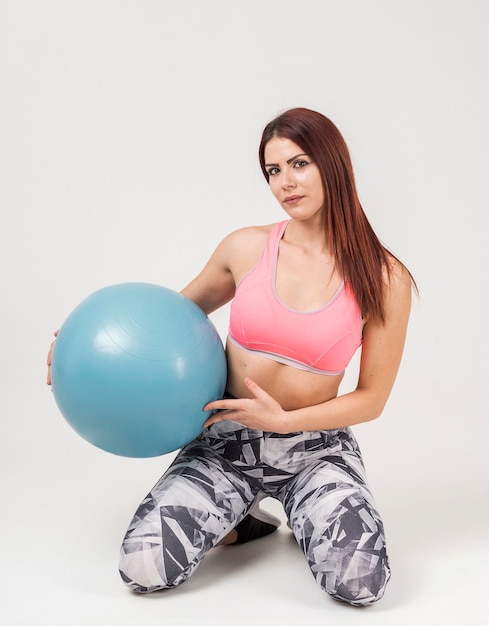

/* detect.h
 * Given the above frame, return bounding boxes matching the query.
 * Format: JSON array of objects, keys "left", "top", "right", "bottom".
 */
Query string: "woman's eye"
[
  {"left": 268, "top": 167, "right": 280, "bottom": 176},
  {"left": 294, "top": 159, "right": 308, "bottom": 168}
]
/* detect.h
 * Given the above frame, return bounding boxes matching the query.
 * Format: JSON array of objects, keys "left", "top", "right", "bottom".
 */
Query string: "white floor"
[
  {"left": 2, "top": 2, "right": 488, "bottom": 623},
  {"left": 2, "top": 382, "right": 487, "bottom": 626}
]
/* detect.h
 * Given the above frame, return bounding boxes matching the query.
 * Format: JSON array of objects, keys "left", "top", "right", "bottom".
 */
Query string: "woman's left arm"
[{"left": 204, "top": 262, "right": 413, "bottom": 433}]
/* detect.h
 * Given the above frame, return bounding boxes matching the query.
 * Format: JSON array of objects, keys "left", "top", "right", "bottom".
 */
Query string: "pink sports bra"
[{"left": 228, "top": 221, "right": 363, "bottom": 375}]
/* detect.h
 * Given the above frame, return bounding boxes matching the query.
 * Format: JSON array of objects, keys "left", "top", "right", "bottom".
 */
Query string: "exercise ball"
[{"left": 50, "top": 283, "right": 227, "bottom": 457}]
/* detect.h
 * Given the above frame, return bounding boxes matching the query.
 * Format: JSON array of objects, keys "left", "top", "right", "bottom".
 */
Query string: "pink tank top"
[{"left": 228, "top": 221, "right": 363, "bottom": 375}]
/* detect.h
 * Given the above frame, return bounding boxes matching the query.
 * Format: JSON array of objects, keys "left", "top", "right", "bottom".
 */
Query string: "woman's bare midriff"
[{"left": 225, "top": 339, "right": 343, "bottom": 411}]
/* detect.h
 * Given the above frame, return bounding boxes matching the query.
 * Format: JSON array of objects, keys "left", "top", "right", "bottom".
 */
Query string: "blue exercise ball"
[{"left": 51, "top": 283, "right": 227, "bottom": 457}]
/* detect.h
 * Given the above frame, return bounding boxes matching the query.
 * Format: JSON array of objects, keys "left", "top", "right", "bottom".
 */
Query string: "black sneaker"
[{"left": 233, "top": 494, "right": 281, "bottom": 545}]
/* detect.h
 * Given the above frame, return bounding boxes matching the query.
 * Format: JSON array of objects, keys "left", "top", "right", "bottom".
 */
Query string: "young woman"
[{"left": 48, "top": 108, "right": 414, "bottom": 607}]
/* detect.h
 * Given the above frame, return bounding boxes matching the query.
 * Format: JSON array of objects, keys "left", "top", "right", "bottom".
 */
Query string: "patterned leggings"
[{"left": 119, "top": 421, "right": 390, "bottom": 606}]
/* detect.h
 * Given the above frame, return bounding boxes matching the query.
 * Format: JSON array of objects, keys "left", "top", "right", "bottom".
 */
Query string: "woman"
[{"left": 48, "top": 108, "right": 414, "bottom": 606}]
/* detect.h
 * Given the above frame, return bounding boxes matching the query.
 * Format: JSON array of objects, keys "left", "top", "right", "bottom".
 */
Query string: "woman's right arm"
[{"left": 180, "top": 231, "right": 239, "bottom": 315}]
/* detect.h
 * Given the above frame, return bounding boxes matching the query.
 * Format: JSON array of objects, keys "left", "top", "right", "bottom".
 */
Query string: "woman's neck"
[{"left": 283, "top": 216, "right": 329, "bottom": 255}]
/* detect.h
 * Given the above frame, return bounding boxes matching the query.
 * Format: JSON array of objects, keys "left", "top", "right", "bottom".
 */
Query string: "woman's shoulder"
[
  {"left": 229, "top": 221, "right": 280, "bottom": 238},
  {"left": 217, "top": 223, "right": 281, "bottom": 276},
  {"left": 382, "top": 253, "right": 415, "bottom": 309},
  {"left": 221, "top": 222, "right": 281, "bottom": 249}
]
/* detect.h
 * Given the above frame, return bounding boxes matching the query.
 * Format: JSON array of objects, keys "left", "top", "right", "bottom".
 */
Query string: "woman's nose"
[{"left": 281, "top": 170, "right": 296, "bottom": 189}]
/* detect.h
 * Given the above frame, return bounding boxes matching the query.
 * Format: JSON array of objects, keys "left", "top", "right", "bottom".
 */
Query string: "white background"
[{"left": 1, "top": 1, "right": 488, "bottom": 624}]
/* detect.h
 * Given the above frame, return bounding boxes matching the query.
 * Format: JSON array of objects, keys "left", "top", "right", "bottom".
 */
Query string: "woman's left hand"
[{"left": 203, "top": 378, "right": 289, "bottom": 433}]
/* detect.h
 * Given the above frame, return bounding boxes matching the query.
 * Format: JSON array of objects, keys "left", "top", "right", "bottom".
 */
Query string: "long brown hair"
[{"left": 259, "top": 107, "right": 415, "bottom": 323}]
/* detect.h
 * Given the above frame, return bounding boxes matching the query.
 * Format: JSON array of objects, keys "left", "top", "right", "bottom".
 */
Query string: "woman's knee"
[
  {"left": 119, "top": 532, "right": 198, "bottom": 593},
  {"left": 322, "top": 549, "right": 391, "bottom": 606},
  {"left": 289, "top": 487, "right": 391, "bottom": 606},
  {"left": 118, "top": 498, "right": 235, "bottom": 592}
]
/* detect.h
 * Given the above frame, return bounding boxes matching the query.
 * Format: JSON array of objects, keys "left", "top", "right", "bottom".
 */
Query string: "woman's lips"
[{"left": 283, "top": 195, "right": 304, "bottom": 205}]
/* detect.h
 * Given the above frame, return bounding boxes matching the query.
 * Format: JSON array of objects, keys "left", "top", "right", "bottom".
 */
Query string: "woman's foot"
[{"left": 223, "top": 494, "right": 282, "bottom": 545}]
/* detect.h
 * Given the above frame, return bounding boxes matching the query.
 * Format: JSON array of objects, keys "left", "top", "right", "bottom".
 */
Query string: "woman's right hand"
[{"left": 46, "top": 330, "right": 58, "bottom": 385}]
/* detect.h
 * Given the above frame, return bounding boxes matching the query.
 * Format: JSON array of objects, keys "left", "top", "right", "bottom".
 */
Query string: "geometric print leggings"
[{"left": 119, "top": 421, "right": 391, "bottom": 606}]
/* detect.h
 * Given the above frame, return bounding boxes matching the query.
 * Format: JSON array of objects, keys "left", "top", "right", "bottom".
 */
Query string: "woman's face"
[{"left": 263, "top": 137, "right": 325, "bottom": 221}]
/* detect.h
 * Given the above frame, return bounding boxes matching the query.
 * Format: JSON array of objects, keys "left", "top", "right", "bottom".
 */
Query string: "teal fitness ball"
[{"left": 51, "top": 283, "right": 227, "bottom": 457}]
